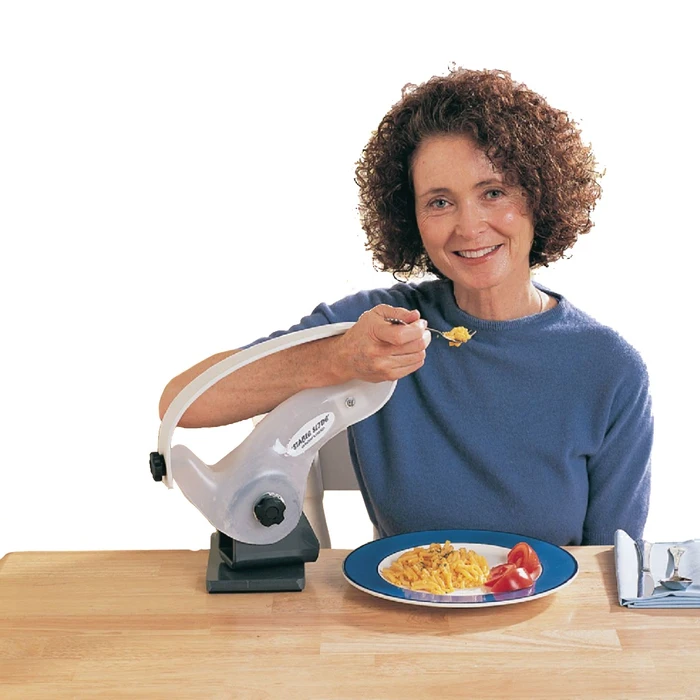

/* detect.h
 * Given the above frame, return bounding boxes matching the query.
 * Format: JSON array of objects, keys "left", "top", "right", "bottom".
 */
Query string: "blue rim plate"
[{"left": 342, "top": 529, "right": 579, "bottom": 608}]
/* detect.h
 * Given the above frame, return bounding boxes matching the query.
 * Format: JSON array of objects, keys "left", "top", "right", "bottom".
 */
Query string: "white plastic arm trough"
[{"left": 155, "top": 323, "right": 396, "bottom": 546}]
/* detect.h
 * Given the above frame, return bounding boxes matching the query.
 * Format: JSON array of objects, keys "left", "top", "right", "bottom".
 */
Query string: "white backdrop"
[{"left": 1, "top": 1, "right": 698, "bottom": 558}]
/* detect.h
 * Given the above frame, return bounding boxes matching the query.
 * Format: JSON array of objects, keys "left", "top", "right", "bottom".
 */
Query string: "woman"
[{"left": 160, "top": 68, "right": 652, "bottom": 546}]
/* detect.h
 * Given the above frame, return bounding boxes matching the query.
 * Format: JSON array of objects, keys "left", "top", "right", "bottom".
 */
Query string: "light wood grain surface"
[{"left": 1, "top": 546, "right": 699, "bottom": 699}]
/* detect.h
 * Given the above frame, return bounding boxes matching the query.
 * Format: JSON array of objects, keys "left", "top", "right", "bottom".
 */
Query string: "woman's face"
[{"left": 412, "top": 134, "right": 535, "bottom": 298}]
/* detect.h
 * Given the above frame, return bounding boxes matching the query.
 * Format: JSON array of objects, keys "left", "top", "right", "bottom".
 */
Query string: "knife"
[{"left": 638, "top": 539, "right": 655, "bottom": 598}]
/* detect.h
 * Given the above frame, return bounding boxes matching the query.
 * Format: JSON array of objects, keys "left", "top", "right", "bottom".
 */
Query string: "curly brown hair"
[{"left": 355, "top": 67, "right": 603, "bottom": 275}]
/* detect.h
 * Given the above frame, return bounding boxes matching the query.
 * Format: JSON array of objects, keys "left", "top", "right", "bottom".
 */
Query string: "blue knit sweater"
[{"left": 256, "top": 279, "right": 652, "bottom": 546}]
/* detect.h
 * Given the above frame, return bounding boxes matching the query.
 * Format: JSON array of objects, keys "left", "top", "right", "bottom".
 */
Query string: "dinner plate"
[{"left": 342, "top": 529, "right": 579, "bottom": 608}]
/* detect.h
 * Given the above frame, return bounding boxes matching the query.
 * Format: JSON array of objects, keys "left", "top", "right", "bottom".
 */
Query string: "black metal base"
[{"left": 205, "top": 513, "right": 320, "bottom": 593}]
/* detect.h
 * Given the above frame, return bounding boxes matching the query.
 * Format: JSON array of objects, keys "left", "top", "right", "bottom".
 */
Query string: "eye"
[
  {"left": 429, "top": 197, "right": 450, "bottom": 209},
  {"left": 485, "top": 189, "right": 505, "bottom": 200}
]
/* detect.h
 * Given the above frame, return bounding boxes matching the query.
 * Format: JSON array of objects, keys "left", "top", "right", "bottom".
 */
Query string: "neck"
[{"left": 453, "top": 281, "right": 545, "bottom": 321}]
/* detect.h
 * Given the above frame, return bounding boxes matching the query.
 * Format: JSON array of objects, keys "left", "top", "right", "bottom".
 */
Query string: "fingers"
[
  {"left": 339, "top": 304, "right": 432, "bottom": 383},
  {"left": 389, "top": 332, "right": 432, "bottom": 356},
  {"left": 372, "top": 305, "right": 421, "bottom": 325},
  {"left": 366, "top": 305, "right": 428, "bottom": 347},
  {"left": 382, "top": 351, "right": 428, "bottom": 379}
]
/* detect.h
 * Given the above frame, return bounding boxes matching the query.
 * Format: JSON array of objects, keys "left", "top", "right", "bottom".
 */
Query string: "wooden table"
[{"left": 1, "top": 546, "right": 699, "bottom": 699}]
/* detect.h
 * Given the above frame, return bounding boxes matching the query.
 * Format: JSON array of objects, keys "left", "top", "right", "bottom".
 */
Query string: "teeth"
[{"left": 456, "top": 245, "right": 499, "bottom": 259}]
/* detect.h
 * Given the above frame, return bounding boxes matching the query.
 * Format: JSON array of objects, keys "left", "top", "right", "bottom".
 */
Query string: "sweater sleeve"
[{"left": 582, "top": 353, "right": 653, "bottom": 545}]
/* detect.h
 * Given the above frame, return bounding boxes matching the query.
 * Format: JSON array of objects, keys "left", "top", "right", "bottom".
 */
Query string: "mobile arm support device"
[{"left": 149, "top": 323, "right": 396, "bottom": 592}]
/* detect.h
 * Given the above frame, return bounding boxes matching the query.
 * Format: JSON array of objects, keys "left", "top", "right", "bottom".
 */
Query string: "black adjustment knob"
[
  {"left": 149, "top": 452, "right": 166, "bottom": 481},
  {"left": 254, "top": 493, "right": 286, "bottom": 526}
]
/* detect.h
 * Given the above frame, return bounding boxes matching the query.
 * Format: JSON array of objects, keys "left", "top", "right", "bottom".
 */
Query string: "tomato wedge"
[
  {"left": 484, "top": 563, "right": 534, "bottom": 592},
  {"left": 485, "top": 564, "right": 512, "bottom": 583},
  {"left": 506, "top": 542, "right": 543, "bottom": 581},
  {"left": 483, "top": 542, "right": 543, "bottom": 593}
]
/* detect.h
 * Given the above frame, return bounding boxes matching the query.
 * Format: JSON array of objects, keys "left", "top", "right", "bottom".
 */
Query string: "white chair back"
[
  {"left": 304, "top": 430, "right": 379, "bottom": 548},
  {"left": 252, "top": 415, "right": 376, "bottom": 548}
]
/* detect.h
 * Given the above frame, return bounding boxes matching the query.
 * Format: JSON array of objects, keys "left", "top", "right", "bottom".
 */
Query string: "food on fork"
[
  {"left": 384, "top": 317, "right": 475, "bottom": 347},
  {"left": 442, "top": 326, "right": 474, "bottom": 347}
]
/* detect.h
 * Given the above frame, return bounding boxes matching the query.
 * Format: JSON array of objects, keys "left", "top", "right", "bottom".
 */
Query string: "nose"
[{"left": 455, "top": 198, "right": 486, "bottom": 238}]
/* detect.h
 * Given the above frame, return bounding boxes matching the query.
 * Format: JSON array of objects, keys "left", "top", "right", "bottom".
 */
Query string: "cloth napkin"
[{"left": 615, "top": 529, "right": 700, "bottom": 608}]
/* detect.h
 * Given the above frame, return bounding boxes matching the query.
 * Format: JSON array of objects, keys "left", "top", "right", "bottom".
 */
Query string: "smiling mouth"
[{"left": 455, "top": 245, "right": 501, "bottom": 259}]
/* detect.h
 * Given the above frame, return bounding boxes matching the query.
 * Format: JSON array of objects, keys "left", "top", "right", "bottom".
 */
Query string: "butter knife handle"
[
  {"left": 635, "top": 539, "right": 645, "bottom": 598},
  {"left": 636, "top": 539, "right": 654, "bottom": 598},
  {"left": 642, "top": 540, "right": 655, "bottom": 597}
]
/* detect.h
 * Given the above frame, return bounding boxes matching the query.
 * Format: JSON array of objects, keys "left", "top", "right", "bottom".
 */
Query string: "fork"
[{"left": 385, "top": 317, "right": 476, "bottom": 344}]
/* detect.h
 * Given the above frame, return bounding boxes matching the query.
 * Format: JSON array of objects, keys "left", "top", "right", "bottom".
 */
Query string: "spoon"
[
  {"left": 659, "top": 546, "right": 693, "bottom": 591},
  {"left": 385, "top": 317, "right": 476, "bottom": 346}
]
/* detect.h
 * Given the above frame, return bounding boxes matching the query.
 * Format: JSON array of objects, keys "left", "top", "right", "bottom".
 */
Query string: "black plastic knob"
[
  {"left": 149, "top": 452, "right": 166, "bottom": 481},
  {"left": 254, "top": 493, "right": 286, "bottom": 526}
]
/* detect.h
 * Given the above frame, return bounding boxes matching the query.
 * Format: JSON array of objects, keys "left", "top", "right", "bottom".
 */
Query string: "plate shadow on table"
[{"left": 337, "top": 583, "right": 557, "bottom": 634}]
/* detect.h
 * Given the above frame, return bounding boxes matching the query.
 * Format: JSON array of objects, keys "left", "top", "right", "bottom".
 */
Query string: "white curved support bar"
[
  {"left": 156, "top": 323, "right": 397, "bottom": 545},
  {"left": 158, "top": 323, "right": 354, "bottom": 488}
]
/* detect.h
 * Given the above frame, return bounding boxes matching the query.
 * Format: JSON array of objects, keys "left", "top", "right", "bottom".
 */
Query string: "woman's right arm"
[{"left": 158, "top": 305, "right": 431, "bottom": 428}]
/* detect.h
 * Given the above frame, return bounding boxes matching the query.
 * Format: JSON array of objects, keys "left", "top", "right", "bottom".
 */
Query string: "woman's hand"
[{"left": 331, "top": 304, "right": 432, "bottom": 383}]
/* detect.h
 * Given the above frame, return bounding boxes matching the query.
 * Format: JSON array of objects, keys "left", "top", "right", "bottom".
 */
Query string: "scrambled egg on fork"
[{"left": 442, "top": 326, "right": 474, "bottom": 347}]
